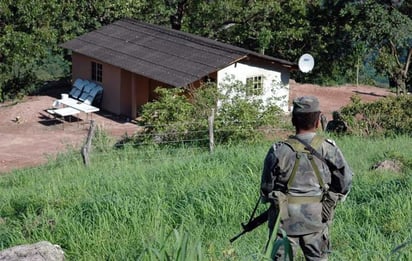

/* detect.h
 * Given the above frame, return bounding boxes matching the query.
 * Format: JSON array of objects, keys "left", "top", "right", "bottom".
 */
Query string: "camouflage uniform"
[
  {"left": 260, "top": 97, "right": 353, "bottom": 261},
  {"left": 326, "top": 111, "right": 348, "bottom": 134},
  {"left": 325, "top": 120, "right": 347, "bottom": 134}
]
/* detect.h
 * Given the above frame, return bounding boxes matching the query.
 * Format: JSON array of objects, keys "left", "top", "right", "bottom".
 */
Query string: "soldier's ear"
[{"left": 314, "top": 117, "right": 320, "bottom": 129}]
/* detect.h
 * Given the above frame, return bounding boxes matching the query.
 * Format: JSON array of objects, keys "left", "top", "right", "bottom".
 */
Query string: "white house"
[{"left": 61, "top": 18, "right": 297, "bottom": 119}]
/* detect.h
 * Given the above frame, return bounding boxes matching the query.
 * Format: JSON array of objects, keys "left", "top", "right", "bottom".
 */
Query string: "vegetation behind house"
[{"left": 1, "top": 1, "right": 411, "bottom": 101}]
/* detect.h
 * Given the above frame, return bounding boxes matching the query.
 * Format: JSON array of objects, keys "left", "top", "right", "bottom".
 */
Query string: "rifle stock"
[{"left": 230, "top": 209, "right": 269, "bottom": 243}]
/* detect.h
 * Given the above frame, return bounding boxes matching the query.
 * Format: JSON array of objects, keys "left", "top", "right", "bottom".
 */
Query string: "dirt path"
[{"left": 0, "top": 83, "right": 392, "bottom": 174}]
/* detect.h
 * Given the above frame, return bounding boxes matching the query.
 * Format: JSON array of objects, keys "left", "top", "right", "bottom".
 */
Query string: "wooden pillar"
[
  {"left": 81, "top": 120, "right": 96, "bottom": 166},
  {"left": 131, "top": 75, "right": 137, "bottom": 120},
  {"left": 208, "top": 108, "right": 215, "bottom": 153}
]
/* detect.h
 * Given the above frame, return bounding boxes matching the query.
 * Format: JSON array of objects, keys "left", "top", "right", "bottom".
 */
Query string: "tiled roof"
[{"left": 61, "top": 18, "right": 296, "bottom": 87}]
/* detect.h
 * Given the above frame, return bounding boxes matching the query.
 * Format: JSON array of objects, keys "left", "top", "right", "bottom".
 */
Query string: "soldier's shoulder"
[
  {"left": 324, "top": 138, "right": 337, "bottom": 147},
  {"left": 271, "top": 139, "right": 295, "bottom": 152}
]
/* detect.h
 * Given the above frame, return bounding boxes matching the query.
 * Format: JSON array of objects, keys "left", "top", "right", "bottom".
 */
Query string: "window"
[
  {"left": 246, "top": 76, "right": 263, "bottom": 96},
  {"left": 91, "top": 61, "right": 103, "bottom": 82}
]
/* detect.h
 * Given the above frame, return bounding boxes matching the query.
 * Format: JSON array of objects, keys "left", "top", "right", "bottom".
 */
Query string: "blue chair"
[
  {"left": 78, "top": 82, "right": 97, "bottom": 103},
  {"left": 69, "top": 79, "right": 89, "bottom": 99},
  {"left": 83, "top": 85, "right": 103, "bottom": 106}
]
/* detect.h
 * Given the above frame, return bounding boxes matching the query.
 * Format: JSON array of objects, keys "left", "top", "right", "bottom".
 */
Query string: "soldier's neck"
[{"left": 296, "top": 128, "right": 317, "bottom": 135}]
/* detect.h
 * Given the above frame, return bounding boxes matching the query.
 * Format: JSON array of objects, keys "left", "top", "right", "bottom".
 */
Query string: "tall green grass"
[{"left": 0, "top": 135, "right": 411, "bottom": 260}]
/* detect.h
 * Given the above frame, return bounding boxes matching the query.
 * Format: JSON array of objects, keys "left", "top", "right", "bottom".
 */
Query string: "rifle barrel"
[{"left": 229, "top": 210, "right": 269, "bottom": 243}]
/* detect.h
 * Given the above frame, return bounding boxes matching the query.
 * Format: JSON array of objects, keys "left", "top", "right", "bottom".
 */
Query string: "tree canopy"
[
  {"left": 0, "top": 0, "right": 411, "bottom": 101},
  {"left": 343, "top": 0, "right": 412, "bottom": 94}
]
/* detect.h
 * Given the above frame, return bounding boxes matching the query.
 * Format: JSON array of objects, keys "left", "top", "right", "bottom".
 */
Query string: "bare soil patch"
[
  {"left": 0, "top": 82, "right": 392, "bottom": 174},
  {"left": 289, "top": 81, "right": 392, "bottom": 120},
  {"left": 0, "top": 86, "right": 140, "bottom": 174}
]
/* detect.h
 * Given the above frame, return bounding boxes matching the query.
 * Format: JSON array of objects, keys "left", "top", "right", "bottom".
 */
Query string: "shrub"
[
  {"left": 340, "top": 94, "right": 412, "bottom": 136},
  {"left": 134, "top": 80, "right": 286, "bottom": 145},
  {"left": 215, "top": 78, "right": 285, "bottom": 143},
  {"left": 136, "top": 84, "right": 216, "bottom": 146}
]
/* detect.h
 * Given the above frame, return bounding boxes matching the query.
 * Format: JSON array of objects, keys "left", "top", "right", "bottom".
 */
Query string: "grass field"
[{"left": 0, "top": 135, "right": 411, "bottom": 260}]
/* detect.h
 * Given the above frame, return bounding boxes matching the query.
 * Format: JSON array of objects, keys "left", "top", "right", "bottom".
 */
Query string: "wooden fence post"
[
  {"left": 208, "top": 108, "right": 215, "bottom": 153},
  {"left": 81, "top": 120, "right": 96, "bottom": 166}
]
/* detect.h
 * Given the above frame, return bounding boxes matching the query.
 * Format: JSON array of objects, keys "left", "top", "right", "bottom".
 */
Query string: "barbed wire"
[
  {"left": 120, "top": 125, "right": 289, "bottom": 137},
  {"left": 90, "top": 119, "right": 291, "bottom": 164},
  {"left": 131, "top": 118, "right": 290, "bottom": 129}
]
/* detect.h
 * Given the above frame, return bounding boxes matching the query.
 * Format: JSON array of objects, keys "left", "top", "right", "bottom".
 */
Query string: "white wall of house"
[{"left": 217, "top": 62, "right": 290, "bottom": 112}]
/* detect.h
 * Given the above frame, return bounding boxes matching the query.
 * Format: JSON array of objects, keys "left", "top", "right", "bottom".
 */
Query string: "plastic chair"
[
  {"left": 78, "top": 82, "right": 97, "bottom": 102},
  {"left": 52, "top": 100, "right": 61, "bottom": 109},
  {"left": 83, "top": 85, "right": 103, "bottom": 105},
  {"left": 69, "top": 79, "right": 89, "bottom": 99}
]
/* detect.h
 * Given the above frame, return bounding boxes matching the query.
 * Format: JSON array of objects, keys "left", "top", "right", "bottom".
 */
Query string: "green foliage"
[
  {"left": 1, "top": 0, "right": 411, "bottom": 102},
  {"left": 373, "top": 149, "right": 412, "bottom": 171},
  {"left": 341, "top": 94, "right": 412, "bottom": 136},
  {"left": 34, "top": 53, "right": 70, "bottom": 82},
  {"left": 0, "top": 0, "right": 144, "bottom": 101},
  {"left": 138, "top": 228, "right": 203, "bottom": 260},
  {"left": 136, "top": 80, "right": 285, "bottom": 145},
  {"left": 137, "top": 85, "right": 215, "bottom": 145},
  {"left": 0, "top": 0, "right": 64, "bottom": 101},
  {"left": 186, "top": 0, "right": 309, "bottom": 59},
  {"left": 216, "top": 77, "right": 285, "bottom": 144},
  {"left": 344, "top": 0, "right": 412, "bottom": 94},
  {"left": 91, "top": 125, "right": 115, "bottom": 153}
]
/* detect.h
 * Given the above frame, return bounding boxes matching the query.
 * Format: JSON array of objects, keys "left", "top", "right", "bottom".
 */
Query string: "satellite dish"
[{"left": 298, "top": 53, "right": 315, "bottom": 73}]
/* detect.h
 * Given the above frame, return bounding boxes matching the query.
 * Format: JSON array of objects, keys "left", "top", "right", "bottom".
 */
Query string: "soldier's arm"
[
  {"left": 324, "top": 139, "right": 353, "bottom": 196},
  {"left": 260, "top": 145, "right": 279, "bottom": 202}
]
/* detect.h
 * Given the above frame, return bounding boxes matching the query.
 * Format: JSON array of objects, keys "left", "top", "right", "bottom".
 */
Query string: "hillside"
[{"left": 0, "top": 83, "right": 392, "bottom": 173}]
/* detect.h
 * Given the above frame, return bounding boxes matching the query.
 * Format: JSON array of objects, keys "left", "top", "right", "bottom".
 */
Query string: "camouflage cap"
[{"left": 292, "top": 96, "right": 320, "bottom": 113}]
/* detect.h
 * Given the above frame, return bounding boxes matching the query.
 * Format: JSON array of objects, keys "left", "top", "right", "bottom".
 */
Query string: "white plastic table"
[
  {"left": 59, "top": 98, "right": 100, "bottom": 114},
  {"left": 58, "top": 98, "right": 100, "bottom": 123},
  {"left": 47, "top": 107, "right": 80, "bottom": 129}
]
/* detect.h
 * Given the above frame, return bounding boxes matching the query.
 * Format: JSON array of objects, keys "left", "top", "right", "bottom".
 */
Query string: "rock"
[
  {"left": 0, "top": 241, "right": 64, "bottom": 261},
  {"left": 371, "top": 159, "right": 403, "bottom": 173}
]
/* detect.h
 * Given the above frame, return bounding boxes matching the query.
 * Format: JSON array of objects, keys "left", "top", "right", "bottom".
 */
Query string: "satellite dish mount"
[{"left": 298, "top": 53, "right": 315, "bottom": 73}]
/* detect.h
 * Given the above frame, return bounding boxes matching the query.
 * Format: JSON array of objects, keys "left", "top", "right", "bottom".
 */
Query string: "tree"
[
  {"left": 297, "top": 0, "right": 363, "bottom": 85},
  {"left": 185, "top": 0, "right": 309, "bottom": 58},
  {"left": 0, "top": 0, "right": 145, "bottom": 101},
  {"left": 0, "top": 0, "right": 58, "bottom": 100},
  {"left": 347, "top": 0, "right": 412, "bottom": 95}
]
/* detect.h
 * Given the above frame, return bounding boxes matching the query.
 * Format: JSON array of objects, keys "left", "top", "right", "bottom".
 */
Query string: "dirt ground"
[
  {"left": 0, "top": 86, "right": 140, "bottom": 174},
  {"left": 0, "top": 82, "right": 392, "bottom": 174}
]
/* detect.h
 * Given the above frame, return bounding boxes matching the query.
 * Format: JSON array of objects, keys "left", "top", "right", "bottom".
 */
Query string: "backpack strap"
[{"left": 283, "top": 135, "right": 327, "bottom": 192}]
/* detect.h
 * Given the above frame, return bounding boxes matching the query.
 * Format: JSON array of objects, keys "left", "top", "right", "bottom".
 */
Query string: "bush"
[
  {"left": 340, "top": 94, "right": 412, "bottom": 136},
  {"left": 136, "top": 84, "right": 217, "bottom": 146},
  {"left": 215, "top": 78, "right": 285, "bottom": 143},
  {"left": 134, "top": 80, "right": 286, "bottom": 145}
]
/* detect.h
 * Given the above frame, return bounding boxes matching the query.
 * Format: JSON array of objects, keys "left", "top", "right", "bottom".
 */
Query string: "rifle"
[{"left": 230, "top": 197, "right": 269, "bottom": 243}]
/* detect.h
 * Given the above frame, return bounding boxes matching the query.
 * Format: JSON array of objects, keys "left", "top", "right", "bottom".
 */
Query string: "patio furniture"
[
  {"left": 59, "top": 97, "right": 100, "bottom": 114},
  {"left": 58, "top": 97, "right": 100, "bottom": 126},
  {"left": 55, "top": 79, "right": 102, "bottom": 128},
  {"left": 51, "top": 100, "right": 61, "bottom": 109},
  {"left": 69, "top": 79, "right": 89, "bottom": 99},
  {"left": 82, "top": 85, "right": 103, "bottom": 105},
  {"left": 78, "top": 82, "right": 103, "bottom": 106},
  {"left": 46, "top": 107, "right": 80, "bottom": 129}
]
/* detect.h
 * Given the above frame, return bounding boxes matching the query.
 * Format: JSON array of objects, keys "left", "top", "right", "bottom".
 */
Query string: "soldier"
[
  {"left": 325, "top": 111, "right": 348, "bottom": 134},
  {"left": 260, "top": 96, "right": 353, "bottom": 260}
]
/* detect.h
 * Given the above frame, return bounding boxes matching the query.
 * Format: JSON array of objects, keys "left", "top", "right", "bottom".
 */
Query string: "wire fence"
[{"left": 79, "top": 118, "right": 292, "bottom": 166}]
